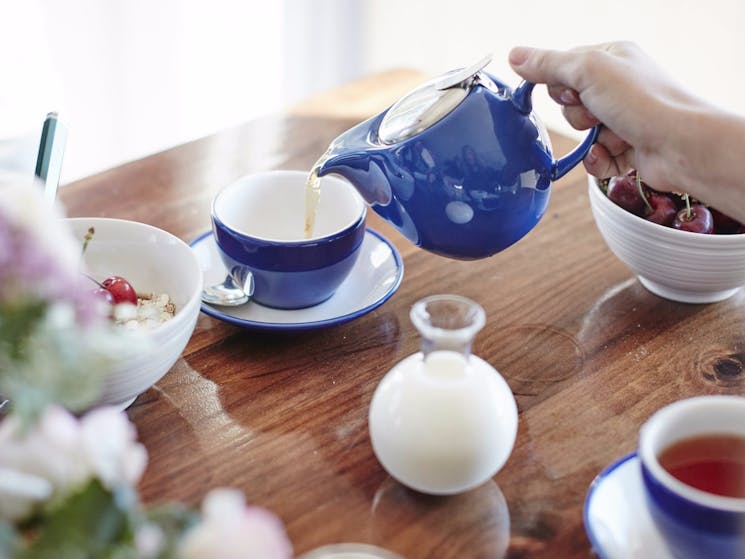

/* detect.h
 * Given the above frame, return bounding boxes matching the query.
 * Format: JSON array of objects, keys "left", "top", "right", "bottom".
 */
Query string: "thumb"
[{"left": 508, "top": 46, "right": 577, "bottom": 88}]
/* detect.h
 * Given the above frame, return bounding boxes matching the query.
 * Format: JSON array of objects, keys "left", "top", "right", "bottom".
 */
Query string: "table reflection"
[{"left": 370, "top": 477, "right": 510, "bottom": 559}]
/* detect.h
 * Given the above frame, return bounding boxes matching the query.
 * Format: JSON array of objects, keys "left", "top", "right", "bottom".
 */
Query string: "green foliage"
[
  {"left": 20, "top": 480, "right": 134, "bottom": 559},
  {"left": 144, "top": 503, "right": 200, "bottom": 559},
  {"left": 0, "top": 300, "right": 143, "bottom": 426},
  {"left": 0, "top": 301, "right": 47, "bottom": 362}
]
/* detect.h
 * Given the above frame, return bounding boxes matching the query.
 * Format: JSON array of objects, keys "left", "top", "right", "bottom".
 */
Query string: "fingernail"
[
  {"left": 509, "top": 47, "right": 530, "bottom": 66},
  {"left": 559, "top": 88, "right": 579, "bottom": 105},
  {"left": 585, "top": 144, "right": 599, "bottom": 165}
]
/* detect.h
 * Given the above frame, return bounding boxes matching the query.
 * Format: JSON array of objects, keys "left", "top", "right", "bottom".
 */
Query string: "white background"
[{"left": 2, "top": 0, "right": 743, "bottom": 184}]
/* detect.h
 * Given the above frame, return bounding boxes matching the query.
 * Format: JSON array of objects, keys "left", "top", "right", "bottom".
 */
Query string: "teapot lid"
[{"left": 378, "top": 55, "right": 496, "bottom": 145}]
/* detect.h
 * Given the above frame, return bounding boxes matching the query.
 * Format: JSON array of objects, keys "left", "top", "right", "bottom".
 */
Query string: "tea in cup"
[
  {"left": 211, "top": 170, "right": 366, "bottom": 309},
  {"left": 638, "top": 395, "right": 745, "bottom": 559}
]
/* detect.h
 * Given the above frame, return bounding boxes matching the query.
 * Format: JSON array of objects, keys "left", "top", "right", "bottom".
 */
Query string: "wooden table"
[{"left": 59, "top": 70, "right": 745, "bottom": 559}]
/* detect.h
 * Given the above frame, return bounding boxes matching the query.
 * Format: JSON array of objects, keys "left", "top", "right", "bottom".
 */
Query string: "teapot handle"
[
  {"left": 512, "top": 81, "right": 600, "bottom": 181},
  {"left": 551, "top": 124, "right": 600, "bottom": 181}
]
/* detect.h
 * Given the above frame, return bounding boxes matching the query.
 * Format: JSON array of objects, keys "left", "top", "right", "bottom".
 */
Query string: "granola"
[{"left": 113, "top": 292, "right": 176, "bottom": 330}]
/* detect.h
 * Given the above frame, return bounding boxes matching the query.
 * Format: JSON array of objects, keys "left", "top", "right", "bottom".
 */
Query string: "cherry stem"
[
  {"left": 637, "top": 173, "right": 653, "bottom": 213},
  {"left": 84, "top": 274, "right": 105, "bottom": 289},
  {"left": 81, "top": 227, "right": 95, "bottom": 254},
  {"left": 682, "top": 193, "right": 691, "bottom": 219}
]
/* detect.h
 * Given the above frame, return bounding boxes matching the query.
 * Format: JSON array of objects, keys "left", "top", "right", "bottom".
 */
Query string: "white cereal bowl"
[
  {"left": 67, "top": 218, "right": 203, "bottom": 408},
  {"left": 587, "top": 176, "right": 745, "bottom": 303}
]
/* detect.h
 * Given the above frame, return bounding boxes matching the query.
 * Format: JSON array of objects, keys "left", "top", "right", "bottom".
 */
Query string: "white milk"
[{"left": 369, "top": 350, "right": 518, "bottom": 495}]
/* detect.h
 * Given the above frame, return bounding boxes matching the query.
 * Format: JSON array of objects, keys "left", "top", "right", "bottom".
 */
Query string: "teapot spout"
[{"left": 316, "top": 118, "right": 393, "bottom": 206}]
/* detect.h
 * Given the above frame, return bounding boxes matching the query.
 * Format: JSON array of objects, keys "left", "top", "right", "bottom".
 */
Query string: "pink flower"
[
  {"left": 178, "top": 489, "right": 293, "bottom": 559},
  {"left": 0, "top": 405, "right": 147, "bottom": 522},
  {"left": 80, "top": 406, "right": 148, "bottom": 489},
  {"left": 0, "top": 173, "right": 104, "bottom": 325}
]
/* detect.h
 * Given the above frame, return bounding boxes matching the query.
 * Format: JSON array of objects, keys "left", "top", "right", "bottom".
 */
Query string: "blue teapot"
[{"left": 316, "top": 56, "right": 598, "bottom": 260}]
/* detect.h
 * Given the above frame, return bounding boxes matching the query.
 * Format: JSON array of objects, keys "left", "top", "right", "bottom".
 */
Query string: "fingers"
[
  {"left": 596, "top": 127, "right": 631, "bottom": 159},
  {"left": 509, "top": 43, "right": 639, "bottom": 178},
  {"left": 548, "top": 85, "right": 580, "bottom": 106},
  {"left": 562, "top": 104, "right": 600, "bottom": 130},
  {"left": 511, "top": 46, "right": 601, "bottom": 131},
  {"left": 583, "top": 144, "right": 619, "bottom": 178},
  {"left": 584, "top": 126, "right": 634, "bottom": 178},
  {"left": 583, "top": 141, "right": 635, "bottom": 179},
  {"left": 547, "top": 83, "right": 601, "bottom": 131},
  {"left": 509, "top": 46, "right": 582, "bottom": 89}
]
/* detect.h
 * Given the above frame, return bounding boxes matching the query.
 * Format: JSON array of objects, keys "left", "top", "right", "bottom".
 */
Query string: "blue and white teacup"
[
  {"left": 211, "top": 170, "right": 366, "bottom": 309},
  {"left": 639, "top": 396, "right": 745, "bottom": 559}
]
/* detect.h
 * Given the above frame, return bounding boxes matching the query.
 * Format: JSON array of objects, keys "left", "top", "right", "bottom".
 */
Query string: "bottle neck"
[
  {"left": 420, "top": 332, "right": 473, "bottom": 360},
  {"left": 410, "top": 294, "right": 485, "bottom": 361}
]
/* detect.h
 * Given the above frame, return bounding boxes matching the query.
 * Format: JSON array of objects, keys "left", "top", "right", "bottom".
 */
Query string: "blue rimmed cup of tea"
[
  {"left": 211, "top": 170, "right": 366, "bottom": 309},
  {"left": 639, "top": 395, "right": 745, "bottom": 559}
]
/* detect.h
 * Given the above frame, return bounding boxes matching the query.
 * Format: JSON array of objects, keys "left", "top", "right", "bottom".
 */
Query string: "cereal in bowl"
[{"left": 112, "top": 291, "right": 176, "bottom": 330}]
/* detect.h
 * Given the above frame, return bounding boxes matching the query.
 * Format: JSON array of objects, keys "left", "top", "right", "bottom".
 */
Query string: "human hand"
[{"left": 508, "top": 42, "right": 702, "bottom": 189}]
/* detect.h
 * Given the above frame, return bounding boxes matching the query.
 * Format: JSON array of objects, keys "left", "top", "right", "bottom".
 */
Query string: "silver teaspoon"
[{"left": 202, "top": 268, "right": 254, "bottom": 306}]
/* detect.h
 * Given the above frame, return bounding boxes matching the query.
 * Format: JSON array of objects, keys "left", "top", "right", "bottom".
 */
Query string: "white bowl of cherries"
[
  {"left": 68, "top": 217, "right": 203, "bottom": 408},
  {"left": 588, "top": 172, "right": 745, "bottom": 303}
]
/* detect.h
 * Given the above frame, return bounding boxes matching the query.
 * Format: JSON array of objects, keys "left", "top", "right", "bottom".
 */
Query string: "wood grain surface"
[{"left": 59, "top": 70, "right": 745, "bottom": 559}]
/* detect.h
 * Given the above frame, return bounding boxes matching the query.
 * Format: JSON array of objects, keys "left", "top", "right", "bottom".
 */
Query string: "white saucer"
[
  {"left": 584, "top": 453, "right": 673, "bottom": 559},
  {"left": 190, "top": 229, "right": 404, "bottom": 331}
]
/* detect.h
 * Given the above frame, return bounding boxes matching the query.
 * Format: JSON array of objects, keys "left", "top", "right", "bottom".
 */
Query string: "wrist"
[{"left": 666, "top": 105, "right": 745, "bottom": 220}]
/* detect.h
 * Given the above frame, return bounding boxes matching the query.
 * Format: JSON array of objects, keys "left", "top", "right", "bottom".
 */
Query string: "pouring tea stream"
[{"left": 310, "top": 55, "right": 599, "bottom": 260}]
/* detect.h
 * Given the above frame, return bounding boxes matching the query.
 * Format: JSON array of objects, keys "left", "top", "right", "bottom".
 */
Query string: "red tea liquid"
[{"left": 658, "top": 434, "right": 745, "bottom": 498}]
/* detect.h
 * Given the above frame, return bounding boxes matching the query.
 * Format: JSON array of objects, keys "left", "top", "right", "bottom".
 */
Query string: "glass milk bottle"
[{"left": 369, "top": 294, "right": 518, "bottom": 495}]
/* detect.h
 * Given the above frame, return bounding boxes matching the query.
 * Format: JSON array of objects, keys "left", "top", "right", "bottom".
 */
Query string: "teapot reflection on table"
[{"left": 317, "top": 55, "right": 599, "bottom": 260}]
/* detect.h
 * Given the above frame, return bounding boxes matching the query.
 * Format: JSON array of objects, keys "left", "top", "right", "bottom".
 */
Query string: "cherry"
[
  {"left": 644, "top": 192, "right": 677, "bottom": 226},
  {"left": 673, "top": 204, "right": 714, "bottom": 234},
  {"left": 607, "top": 172, "right": 646, "bottom": 215},
  {"left": 710, "top": 208, "right": 742, "bottom": 234},
  {"left": 93, "top": 287, "right": 115, "bottom": 305},
  {"left": 602, "top": 170, "right": 736, "bottom": 235},
  {"left": 102, "top": 276, "right": 138, "bottom": 305}
]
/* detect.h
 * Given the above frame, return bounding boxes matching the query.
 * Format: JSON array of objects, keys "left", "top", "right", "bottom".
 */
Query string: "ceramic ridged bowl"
[
  {"left": 587, "top": 176, "right": 745, "bottom": 303},
  {"left": 68, "top": 218, "right": 203, "bottom": 408}
]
